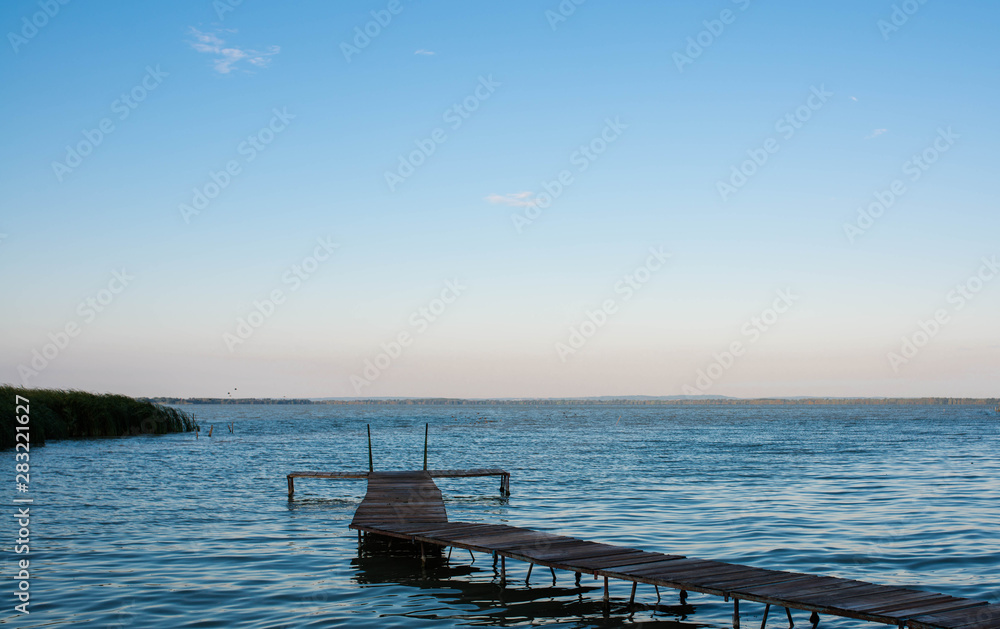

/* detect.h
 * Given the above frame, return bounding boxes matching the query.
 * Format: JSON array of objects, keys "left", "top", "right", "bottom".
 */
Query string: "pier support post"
[
  {"left": 809, "top": 611, "right": 819, "bottom": 629},
  {"left": 500, "top": 556, "right": 506, "bottom": 587},
  {"left": 603, "top": 577, "right": 610, "bottom": 615},
  {"left": 525, "top": 563, "right": 533, "bottom": 586},
  {"left": 655, "top": 585, "right": 661, "bottom": 603},
  {"left": 367, "top": 424, "right": 373, "bottom": 473},
  {"left": 628, "top": 582, "right": 637, "bottom": 609},
  {"left": 680, "top": 589, "right": 688, "bottom": 605},
  {"left": 550, "top": 567, "right": 557, "bottom": 585},
  {"left": 761, "top": 603, "right": 771, "bottom": 629},
  {"left": 733, "top": 598, "right": 740, "bottom": 629},
  {"left": 287, "top": 475, "right": 294, "bottom": 497},
  {"left": 575, "top": 572, "right": 581, "bottom": 587},
  {"left": 785, "top": 607, "right": 794, "bottom": 628}
]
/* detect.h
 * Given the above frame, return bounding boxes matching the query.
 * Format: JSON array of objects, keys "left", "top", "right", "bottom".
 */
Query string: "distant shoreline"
[{"left": 147, "top": 396, "right": 1000, "bottom": 406}]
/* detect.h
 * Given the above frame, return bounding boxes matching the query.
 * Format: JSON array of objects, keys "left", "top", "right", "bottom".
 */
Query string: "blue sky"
[{"left": 1, "top": 0, "right": 997, "bottom": 398}]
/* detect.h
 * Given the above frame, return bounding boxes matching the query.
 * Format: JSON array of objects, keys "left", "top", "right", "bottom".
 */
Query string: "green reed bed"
[{"left": 1, "top": 386, "right": 197, "bottom": 449}]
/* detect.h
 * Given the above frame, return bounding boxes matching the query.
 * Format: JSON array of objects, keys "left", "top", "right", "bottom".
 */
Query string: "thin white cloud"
[
  {"left": 485, "top": 191, "right": 537, "bottom": 207},
  {"left": 187, "top": 27, "right": 280, "bottom": 74},
  {"left": 866, "top": 128, "right": 888, "bottom": 139},
  {"left": 850, "top": 96, "right": 858, "bottom": 102},
  {"left": 414, "top": 49, "right": 435, "bottom": 56}
]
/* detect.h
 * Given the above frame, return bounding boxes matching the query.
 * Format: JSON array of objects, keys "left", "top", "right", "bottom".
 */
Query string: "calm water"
[{"left": 6, "top": 404, "right": 1000, "bottom": 628}]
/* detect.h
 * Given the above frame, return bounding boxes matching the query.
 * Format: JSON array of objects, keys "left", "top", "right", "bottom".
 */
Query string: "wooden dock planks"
[
  {"left": 351, "top": 471, "right": 447, "bottom": 527},
  {"left": 329, "top": 470, "right": 998, "bottom": 629},
  {"left": 908, "top": 604, "right": 1000, "bottom": 629}
]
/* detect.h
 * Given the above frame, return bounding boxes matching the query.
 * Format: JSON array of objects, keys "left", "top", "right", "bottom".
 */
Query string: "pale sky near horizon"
[{"left": 1, "top": 1, "right": 998, "bottom": 399}]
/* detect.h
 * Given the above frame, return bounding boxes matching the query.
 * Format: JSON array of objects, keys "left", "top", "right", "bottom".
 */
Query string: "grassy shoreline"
[{"left": 2, "top": 386, "right": 197, "bottom": 449}]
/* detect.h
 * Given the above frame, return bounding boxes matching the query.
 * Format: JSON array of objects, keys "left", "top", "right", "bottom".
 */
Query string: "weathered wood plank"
[
  {"left": 871, "top": 600, "right": 987, "bottom": 618},
  {"left": 739, "top": 576, "right": 849, "bottom": 597},
  {"left": 572, "top": 551, "right": 675, "bottom": 570},
  {"left": 617, "top": 555, "right": 711, "bottom": 573},
  {"left": 820, "top": 589, "right": 951, "bottom": 611},
  {"left": 706, "top": 570, "right": 806, "bottom": 590},
  {"left": 909, "top": 603, "right": 1000, "bottom": 629}
]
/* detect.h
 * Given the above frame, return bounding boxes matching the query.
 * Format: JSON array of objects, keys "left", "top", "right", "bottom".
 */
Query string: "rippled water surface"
[{"left": 7, "top": 404, "right": 1000, "bottom": 628}]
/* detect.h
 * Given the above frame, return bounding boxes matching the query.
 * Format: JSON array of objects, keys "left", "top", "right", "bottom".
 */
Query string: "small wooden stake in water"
[
  {"left": 423, "top": 423, "right": 428, "bottom": 471},
  {"left": 367, "top": 424, "right": 373, "bottom": 473}
]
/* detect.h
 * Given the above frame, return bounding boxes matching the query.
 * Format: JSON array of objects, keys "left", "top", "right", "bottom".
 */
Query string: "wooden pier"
[{"left": 293, "top": 468, "right": 999, "bottom": 629}]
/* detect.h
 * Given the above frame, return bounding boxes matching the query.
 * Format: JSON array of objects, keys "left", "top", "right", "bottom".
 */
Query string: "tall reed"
[{"left": 1, "top": 386, "right": 197, "bottom": 449}]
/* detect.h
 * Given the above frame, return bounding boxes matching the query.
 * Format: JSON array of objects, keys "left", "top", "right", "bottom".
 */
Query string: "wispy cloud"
[
  {"left": 485, "top": 191, "right": 537, "bottom": 207},
  {"left": 865, "top": 128, "right": 887, "bottom": 139},
  {"left": 850, "top": 96, "right": 858, "bottom": 102},
  {"left": 188, "top": 27, "right": 280, "bottom": 74},
  {"left": 414, "top": 49, "right": 435, "bottom": 56}
]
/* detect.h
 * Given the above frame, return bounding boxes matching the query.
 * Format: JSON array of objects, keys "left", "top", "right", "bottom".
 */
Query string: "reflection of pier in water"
[
  {"left": 349, "top": 551, "right": 704, "bottom": 626},
  {"left": 289, "top": 426, "right": 1000, "bottom": 628}
]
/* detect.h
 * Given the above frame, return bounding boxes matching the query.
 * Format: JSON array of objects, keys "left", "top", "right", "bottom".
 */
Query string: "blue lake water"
[{"left": 6, "top": 404, "right": 1000, "bottom": 628}]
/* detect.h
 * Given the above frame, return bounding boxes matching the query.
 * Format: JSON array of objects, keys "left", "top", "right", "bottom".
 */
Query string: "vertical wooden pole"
[
  {"left": 733, "top": 598, "right": 740, "bottom": 629},
  {"left": 500, "top": 556, "right": 506, "bottom": 587},
  {"left": 367, "top": 424, "right": 373, "bottom": 473},
  {"left": 603, "top": 576, "right": 610, "bottom": 616},
  {"left": 761, "top": 603, "right": 771, "bottom": 629},
  {"left": 423, "top": 423, "right": 428, "bottom": 471},
  {"left": 629, "top": 582, "right": 637, "bottom": 608},
  {"left": 287, "top": 476, "right": 294, "bottom": 497},
  {"left": 785, "top": 607, "right": 794, "bottom": 628},
  {"left": 550, "top": 567, "right": 556, "bottom": 585},
  {"left": 525, "top": 563, "right": 533, "bottom": 585}
]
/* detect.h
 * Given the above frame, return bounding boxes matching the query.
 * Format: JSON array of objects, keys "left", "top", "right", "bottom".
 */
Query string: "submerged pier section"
[{"left": 292, "top": 467, "right": 999, "bottom": 629}]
